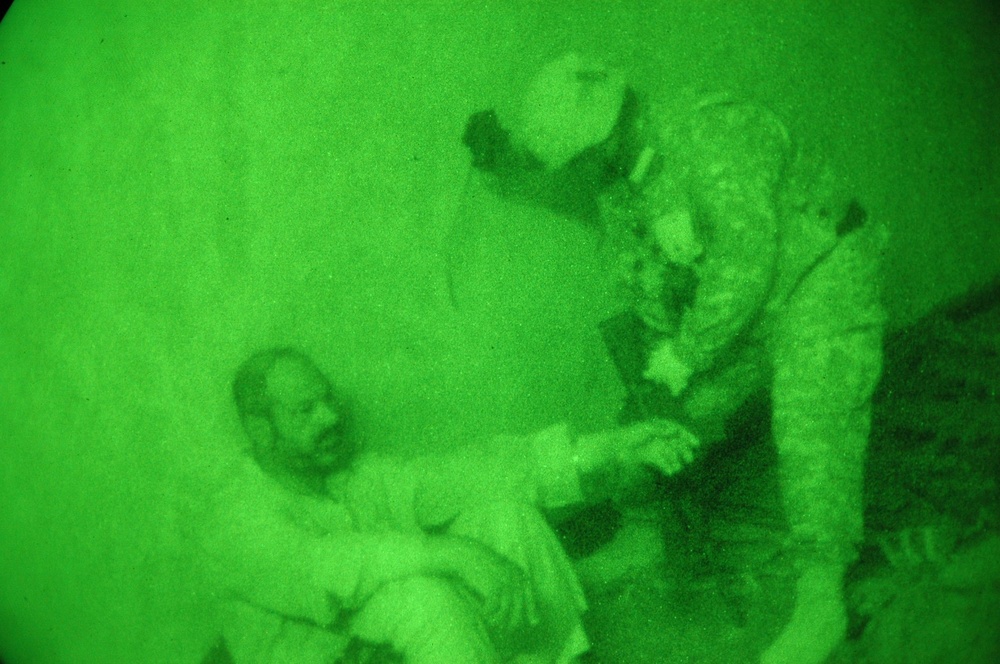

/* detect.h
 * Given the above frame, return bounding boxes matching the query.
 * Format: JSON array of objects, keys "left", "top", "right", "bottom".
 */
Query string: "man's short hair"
[{"left": 232, "top": 347, "right": 315, "bottom": 419}]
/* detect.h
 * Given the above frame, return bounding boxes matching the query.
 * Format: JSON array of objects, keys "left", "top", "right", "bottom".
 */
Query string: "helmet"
[{"left": 515, "top": 53, "right": 626, "bottom": 169}]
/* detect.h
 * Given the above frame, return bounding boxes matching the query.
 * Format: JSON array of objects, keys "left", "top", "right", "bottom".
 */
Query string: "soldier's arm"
[{"left": 668, "top": 102, "right": 790, "bottom": 374}]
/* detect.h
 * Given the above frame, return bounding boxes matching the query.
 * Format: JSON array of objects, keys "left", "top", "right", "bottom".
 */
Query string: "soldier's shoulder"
[
  {"left": 644, "top": 92, "right": 790, "bottom": 188},
  {"left": 646, "top": 87, "right": 782, "bottom": 143}
]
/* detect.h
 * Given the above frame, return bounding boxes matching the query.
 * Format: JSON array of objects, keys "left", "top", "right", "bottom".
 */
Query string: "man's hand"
[
  {"left": 426, "top": 536, "right": 537, "bottom": 635},
  {"left": 613, "top": 419, "right": 700, "bottom": 476},
  {"left": 576, "top": 419, "right": 700, "bottom": 478}
]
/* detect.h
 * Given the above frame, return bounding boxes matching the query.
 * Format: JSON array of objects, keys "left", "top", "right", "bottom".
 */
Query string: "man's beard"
[{"left": 307, "top": 426, "right": 354, "bottom": 475}]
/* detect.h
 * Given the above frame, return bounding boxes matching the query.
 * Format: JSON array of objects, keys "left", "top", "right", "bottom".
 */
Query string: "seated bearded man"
[{"left": 201, "top": 347, "right": 699, "bottom": 664}]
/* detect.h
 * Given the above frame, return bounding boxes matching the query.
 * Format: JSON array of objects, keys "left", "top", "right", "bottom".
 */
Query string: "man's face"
[{"left": 262, "top": 357, "right": 354, "bottom": 476}]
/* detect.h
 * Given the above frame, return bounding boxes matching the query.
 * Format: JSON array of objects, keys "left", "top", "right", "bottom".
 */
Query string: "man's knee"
[
  {"left": 358, "top": 575, "right": 480, "bottom": 638},
  {"left": 352, "top": 576, "right": 497, "bottom": 664},
  {"left": 385, "top": 576, "right": 474, "bottom": 617}
]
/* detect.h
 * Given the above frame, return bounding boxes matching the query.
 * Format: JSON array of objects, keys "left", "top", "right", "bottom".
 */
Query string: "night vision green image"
[{"left": 0, "top": 1, "right": 998, "bottom": 663}]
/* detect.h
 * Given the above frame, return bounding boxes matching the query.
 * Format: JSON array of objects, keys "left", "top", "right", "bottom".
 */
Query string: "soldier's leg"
[
  {"left": 763, "top": 220, "right": 887, "bottom": 663},
  {"left": 350, "top": 576, "right": 500, "bottom": 664},
  {"left": 770, "top": 218, "right": 887, "bottom": 564},
  {"left": 771, "top": 328, "right": 883, "bottom": 564}
]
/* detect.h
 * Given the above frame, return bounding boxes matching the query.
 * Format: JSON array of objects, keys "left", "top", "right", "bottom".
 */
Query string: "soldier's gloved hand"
[
  {"left": 652, "top": 209, "right": 703, "bottom": 267},
  {"left": 760, "top": 563, "right": 848, "bottom": 664},
  {"left": 644, "top": 339, "right": 692, "bottom": 396}
]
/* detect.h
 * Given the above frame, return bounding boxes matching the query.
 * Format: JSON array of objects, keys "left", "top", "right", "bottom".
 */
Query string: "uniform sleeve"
[
  {"left": 202, "top": 477, "right": 429, "bottom": 623},
  {"left": 670, "top": 102, "right": 790, "bottom": 373},
  {"left": 409, "top": 424, "right": 584, "bottom": 529}
]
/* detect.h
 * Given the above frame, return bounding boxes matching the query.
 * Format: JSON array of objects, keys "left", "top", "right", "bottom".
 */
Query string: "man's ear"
[{"left": 241, "top": 414, "right": 274, "bottom": 450}]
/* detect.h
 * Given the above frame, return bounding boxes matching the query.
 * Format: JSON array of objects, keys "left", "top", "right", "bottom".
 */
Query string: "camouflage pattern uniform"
[{"left": 606, "top": 95, "right": 888, "bottom": 568}]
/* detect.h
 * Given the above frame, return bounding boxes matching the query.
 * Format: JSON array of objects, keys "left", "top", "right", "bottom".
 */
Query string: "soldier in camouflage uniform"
[{"left": 467, "top": 54, "right": 888, "bottom": 664}]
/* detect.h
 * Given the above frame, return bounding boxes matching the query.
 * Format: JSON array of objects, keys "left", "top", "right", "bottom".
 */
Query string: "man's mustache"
[{"left": 315, "top": 425, "right": 346, "bottom": 449}]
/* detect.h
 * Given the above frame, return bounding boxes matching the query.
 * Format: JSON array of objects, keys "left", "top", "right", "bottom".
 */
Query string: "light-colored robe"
[{"left": 203, "top": 424, "right": 589, "bottom": 663}]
